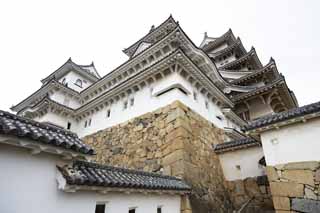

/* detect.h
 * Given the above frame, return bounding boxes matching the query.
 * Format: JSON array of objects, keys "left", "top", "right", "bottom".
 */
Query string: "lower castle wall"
[
  {"left": 83, "top": 101, "right": 274, "bottom": 212},
  {"left": 266, "top": 161, "right": 320, "bottom": 213},
  {"left": 226, "top": 176, "right": 274, "bottom": 212}
]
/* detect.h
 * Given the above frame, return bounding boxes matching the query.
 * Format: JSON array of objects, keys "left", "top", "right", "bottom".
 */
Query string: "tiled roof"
[
  {"left": 0, "top": 110, "right": 94, "bottom": 155},
  {"left": 58, "top": 161, "right": 191, "bottom": 191},
  {"left": 213, "top": 138, "right": 260, "bottom": 154},
  {"left": 244, "top": 101, "right": 320, "bottom": 131}
]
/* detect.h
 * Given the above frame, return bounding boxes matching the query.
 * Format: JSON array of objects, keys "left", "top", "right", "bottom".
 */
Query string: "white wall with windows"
[
  {"left": 59, "top": 71, "right": 94, "bottom": 92},
  {"left": 50, "top": 90, "right": 81, "bottom": 109},
  {"left": 0, "top": 143, "right": 182, "bottom": 213},
  {"left": 74, "top": 72, "right": 240, "bottom": 137},
  {"left": 219, "top": 146, "right": 265, "bottom": 181},
  {"left": 33, "top": 72, "right": 241, "bottom": 137}
]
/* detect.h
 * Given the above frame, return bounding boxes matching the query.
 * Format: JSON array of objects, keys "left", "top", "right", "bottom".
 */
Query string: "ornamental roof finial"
[
  {"left": 269, "top": 57, "right": 275, "bottom": 63},
  {"left": 150, "top": 25, "right": 155, "bottom": 32}
]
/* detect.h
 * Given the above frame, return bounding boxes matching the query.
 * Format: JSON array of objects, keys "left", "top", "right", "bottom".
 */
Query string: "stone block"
[
  {"left": 292, "top": 198, "right": 320, "bottom": 213},
  {"left": 165, "top": 128, "right": 189, "bottom": 143},
  {"left": 315, "top": 169, "right": 320, "bottom": 182},
  {"left": 272, "top": 196, "right": 290, "bottom": 210},
  {"left": 170, "top": 160, "right": 185, "bottom": 176},
  {"left": 305, "top": 187, "right": 317, "bottom": 200},
  {"left": 284, "top": 161, "right": 319, "bottom": 171},
  {"left": 162, "top": 150, "right": 185, "bottom": 165},
  {"left": 266, "top": 166, "right": 279, "bottom": 181},
  {"left": 270, "top": 182, "right": 304, "bottom": 197},
  {"left": 244, "top": 178, "right": 261, "bottom": 197},
  {"left": 282, "top": 170, "right": 315, "bottom": 186}
]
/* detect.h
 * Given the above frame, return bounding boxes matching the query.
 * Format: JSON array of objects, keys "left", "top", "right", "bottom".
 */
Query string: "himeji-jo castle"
[{"left": 2, "top": 16, "right": 320, "bottom": 213}]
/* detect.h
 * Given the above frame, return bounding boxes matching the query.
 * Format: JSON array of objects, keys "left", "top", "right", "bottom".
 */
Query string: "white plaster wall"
[
  {"left": 260, "top": 119, "right": 320, "bottom": 166},
  {"left": 34, "top": 112, "right": 76, "bottom": 131},
  {"left": 33, "top": 72, "right": 240, "bottom": 137},
  {"left": 50, "top": 90, "right": 81, "bottom": 109},
  {"left": 59, "top": 71, "right": 94, "bottom": 92},
  {"left": 0, "top": 143, "right": 181, "bottom": 213},
  {"left": 249, "top": 98, "right": 274, "bottom": 120},
  {"left": 219, "top": 146, "right": 265, "bottom": 181},
  {"left": 76, "top": 72, "right": 239, "bottom": 137}
]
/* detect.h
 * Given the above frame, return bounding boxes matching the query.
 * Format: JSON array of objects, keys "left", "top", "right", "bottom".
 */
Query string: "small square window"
[
  {"left": 129, "top": 208, "right": 136, "bottom": 213},
  {"left": 123, "top": 101, "right": 128, "bottom": 110},
  {"left": 193, "top": 92, "right": 197, "bottom": 101},
  {"left": 95, "top": 204, "right": 105, "bottom": 213}
]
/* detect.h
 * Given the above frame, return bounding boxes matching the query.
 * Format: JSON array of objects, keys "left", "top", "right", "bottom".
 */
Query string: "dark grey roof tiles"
[
  {"left": 58, "top": 161, "right": 191, "bottom": 191},
  {"left": 244, "top": 101, "right": 320, "bottom": 131},
  {"left": 214, "top": 137, "right": 260, "bottom": 154},
  {"left": 0, "top": 110, "right": 94, "bottom": 155}
]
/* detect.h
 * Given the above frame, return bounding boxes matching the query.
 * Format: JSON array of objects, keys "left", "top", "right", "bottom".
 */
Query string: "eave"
[
  {"left": 224, "top": 127, "right": 247, "bottom": 140},
  {"left": 123, "top": 15, "right": 178, "bottom": 57},
  {"left": 246, "top": 112, "right": 320, "bottom": 134},
  {"left": 231, "top": 77, "right": 285, "bottom": 102},
  {"left": 11, "top": 79, "right": 80, "bottom": 112},
  {"left": 0, "top": 135, "right": 90, "bottom": 160},
  {"left": 201, "top": 29, "right": 237, "bottom": 52},
  {"left": 219, "top": 47, "right": 263, "bottom": 70},
  {"left": 41, "top": 58, "right": 100, "bottom": 84},
  {"left": 230, "top": 58, "right": 278, "bottom": 85},
  {"left": 76, "top": 49, "right": 234, "bottom": 116},
  {"left": 19, "top": 96, "right": 76, "bottom": 118},
  {"left": 222, "top": 108, "right": 248, "bottom": 127},
  {"left": 210, "top": 38, "right": 247, "bottom": 59}
]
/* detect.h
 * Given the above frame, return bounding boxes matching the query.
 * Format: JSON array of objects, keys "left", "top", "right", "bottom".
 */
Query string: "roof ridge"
[
  {"left": 0, "top": 109, "right": 77, "bottom": 137},
  {"left": 74, "top": 160, "right": 183, "bottom": 181}
]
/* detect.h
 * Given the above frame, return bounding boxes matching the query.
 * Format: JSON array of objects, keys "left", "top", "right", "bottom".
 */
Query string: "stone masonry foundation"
[
  {"left": 83, "top": 101, "right": 277, "bottom": 212},
  {"left": 83, "top": 101, "right": 233, "bottom": 212},
  {"left": 266, "top": 161, "right": 320, "bottom": 213}
]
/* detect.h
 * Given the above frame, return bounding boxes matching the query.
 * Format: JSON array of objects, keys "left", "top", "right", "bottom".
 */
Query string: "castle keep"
[{"left": 9, "top": 16, "right": 320, "bottom": 212}]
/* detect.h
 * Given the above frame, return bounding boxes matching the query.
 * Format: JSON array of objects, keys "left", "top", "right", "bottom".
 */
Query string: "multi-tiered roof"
[
  {"left": 11, "top": 16, "right": 298, "bottom": 138},
  {"left": 201, "top": 28, "right": 298, "bottom": 119}
]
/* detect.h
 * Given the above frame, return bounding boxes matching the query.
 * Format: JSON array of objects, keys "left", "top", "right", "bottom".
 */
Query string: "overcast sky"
[{"left": 0, "top": 0, "right": 319, "bottom": 111}]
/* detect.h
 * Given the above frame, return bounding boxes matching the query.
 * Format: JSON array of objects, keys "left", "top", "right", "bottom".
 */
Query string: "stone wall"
[
  {"left": 266, "top": 161, "right": 320, "bottom": 213},
  {"left": 226, "top": 176, "right": 274, "bottom": 212},
  {"left": 83, "top": 101, "right": 233, "bottom": 212}
]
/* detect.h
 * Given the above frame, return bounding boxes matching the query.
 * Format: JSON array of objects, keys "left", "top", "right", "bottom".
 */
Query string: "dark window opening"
[
  {"left": 193, "top": 92, "right": 197, "bottom": 101},
  {"left": 130, "top": 98, "right": 134, "bottom": 106},
  {"left": 216, "top": 115, "right": 223, "bottom": 121},
  {"left": 205, "top": 101, "right": 209, "bottom": 109},
  {"left": 157, "top": 207, "right": 162, "bottom": 213},
  {"left": 88, "top": 118, "right": 92, "bottom": 126},
  {"left": 75, "top": 79, "right": 83, "bottom": 88},
  {"left": 129, "top": 208, "right": 136, "bottom": 213},
  {"left": 95, "top": 204, "right": 105, "bottom": 213},
  {"left": 67, "top": 122, "right": 71, "bottom": 130},
  {"left": 107, "top": 109, "right": 111, "bottom": 118},
  {"left": 156, "top": 87, "right": 187, "bottom": 97},
  {"left": 84, "top": 120, "right": 87, "bottom": 128},
  {"left": 123, "top": 101, "right": 128, "bottom": 110}
]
